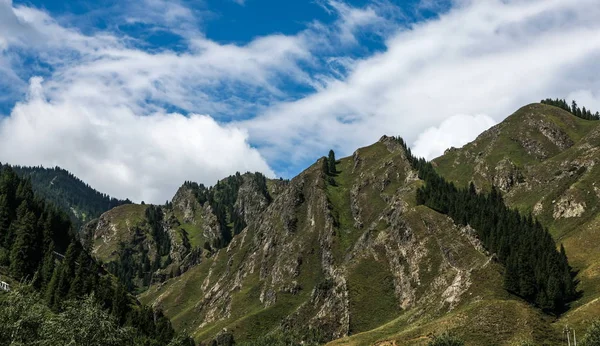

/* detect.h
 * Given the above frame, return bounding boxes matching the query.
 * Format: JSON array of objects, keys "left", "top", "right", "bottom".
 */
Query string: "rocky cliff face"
[
  {"left": 139, "top": 137, "right": 517, "bottom": 344},
  {"left": 84, "top": 172, "right": 276, "bottom": 291}
]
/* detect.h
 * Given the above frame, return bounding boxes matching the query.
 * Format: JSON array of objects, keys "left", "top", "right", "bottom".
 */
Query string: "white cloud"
[
  {"left": 123, "top": 0, "right": 203, "bottom": 37},
  {"left": 242, "top": 0, "right": 600, "bottom": 170},
  {"left": 0, "top": 0, "right": 389, "bottom": 202},
  {"left": 0, "top": 77, "right": 273, "bottom": 203},
  {"left": 412, "top": 114, "right": 496, "bottom": 160},
  {"left": 316, "top": 0, "right": 401, "bottom": 46}
]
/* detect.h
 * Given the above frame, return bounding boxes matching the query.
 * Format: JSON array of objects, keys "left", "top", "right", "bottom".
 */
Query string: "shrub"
[
  {"left": 427, "top": 331, "right": 465, "bottom": 346},
  {"left": 581, "top": 320, "right": 600, "bottom": 346}
]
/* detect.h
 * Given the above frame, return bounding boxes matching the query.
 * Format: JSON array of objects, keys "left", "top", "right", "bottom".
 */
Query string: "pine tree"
[
  {"left": 0, "top": 195, "right": 9, "bottom": 248},
  {"left": 9, "top": 205, "right": 39, "bottom": 279},
  {"left": 41, "top": 241, "right": 56, "bottom": 287},
  {"left": 328, "top": 150, "right": 336, "bottom": 174},
  {"left": 112, "top": 284, "right": 128, "bottom": 324},
  {"left": 404, "top": 134, "right": 577, "bottom": 312},
  {"left": 45, "top": 264, "right": 61, "bottom": 308},
  {"left": 54, "top": 242, "right": 78, "bottom": 306},
  {"left": 68, "top": 250, "right": 89, "bottom": 299}
]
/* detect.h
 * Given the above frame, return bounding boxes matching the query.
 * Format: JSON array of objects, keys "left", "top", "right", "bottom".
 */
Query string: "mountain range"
[{"left": 2, "top": 101, "right": 600, "bottom": 345}]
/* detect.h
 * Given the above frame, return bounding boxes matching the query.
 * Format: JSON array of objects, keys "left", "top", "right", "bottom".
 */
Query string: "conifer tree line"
[
  {"left": 2, "top": 164, "right": 131, "bottom": 230},
  {"left": 394, "top": 137, "right": 578, "bottom": 313},
  {"left": 146, "top": 205, "right": 171, "bottom": 256},
  {"left": 541, "top": 98, "right": 600, "bottom": 121},
  {"left": 181, "top": 172, "right": 272, "bottom": 249},
  {"left": 0, "top": 166, "right": 192, "bottom": 345}
]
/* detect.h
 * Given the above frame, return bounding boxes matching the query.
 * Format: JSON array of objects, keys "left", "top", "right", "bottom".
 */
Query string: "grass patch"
[{"left": 347, "top": 256, "right": 399, "bottom": 334}]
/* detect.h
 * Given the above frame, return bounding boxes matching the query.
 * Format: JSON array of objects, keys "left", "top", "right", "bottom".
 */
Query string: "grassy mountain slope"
[
  {"left": 435, "top": 103, "right": 597, "bottom": 192},
  {"left": 2, "top": 165, "right": 129, "bottom": 229},
  {"left": 137, "top": 137, "right": 553, "bottom": 345},
  {"left": 434, "top": 103, "right": 600, "bottom": 337}
]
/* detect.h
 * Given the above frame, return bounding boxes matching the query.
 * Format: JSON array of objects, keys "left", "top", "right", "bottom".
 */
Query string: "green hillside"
[
  {"left": 435, "top": 103, "right": 600, "bottom": 340},
  {"left": 83, "top": 172, "right": 280, "bottom": 293},
  {"left": 3, "top": 165, "right": 130, "bottom": 229},
  {"left": 0, "top": 165, "right": 192, "bottom": 345}
]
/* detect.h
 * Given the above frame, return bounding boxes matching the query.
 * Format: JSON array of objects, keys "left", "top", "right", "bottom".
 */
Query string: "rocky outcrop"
[
  {"left": 493, "top": 159, "right": 523, "bottom": 193},
  {"left": 234, "top": 174, "right": 271, "bottom": 227},
  {"left": 553, "top": 194, "right": 586, "bottom": 219},
  {"left": 534, "top": 117, "right": 574, "bottom": 151},
  {"left": 172, "top": 185, "right": 199, "bottom": 224}
]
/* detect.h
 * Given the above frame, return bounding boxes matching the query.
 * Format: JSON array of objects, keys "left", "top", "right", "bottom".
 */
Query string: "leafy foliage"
[
  {"left": 395, "top": 137, "right": 578, "bottom": 313},
  {"left": 215, "top": 328, "right": 324, "bottom": 346},
  {"left": 427, "top": 332, "right": 465, "bottom": 346},
  {"left": 0, "top": 288, "right": 194, "bottom": 346},
  {"left": 541, "top": 98, "right": 600, "bottom": 121},
  {"left": 581, "top": 320, "right": 600, "bottom": 346},
  {"left": 3, "top": 164, "right": 130, "bottom": 229},
  {"left": 0, "top": 165, "right": 189, "bottom": 344}
]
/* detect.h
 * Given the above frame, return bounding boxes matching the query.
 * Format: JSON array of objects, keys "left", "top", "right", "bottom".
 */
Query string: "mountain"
[
  {"left": 0, "top": 165, "right": 193, "bottom": 345},
  {"left": 75, "top": 102, "right": 600, "bottom": 345},
  {"left": 82, "top": 172, "right": 283, "bottom": 292},
  {"left": 3, "top": 165, "right": 130, "bottom": 230},
  {"left": 435, "top": 102, "right": 600, "bottom": 338}
]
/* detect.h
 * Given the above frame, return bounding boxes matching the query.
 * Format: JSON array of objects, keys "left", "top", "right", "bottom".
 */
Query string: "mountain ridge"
[{"left": 30, "top": 101, "right": 600, "bottom": 345}]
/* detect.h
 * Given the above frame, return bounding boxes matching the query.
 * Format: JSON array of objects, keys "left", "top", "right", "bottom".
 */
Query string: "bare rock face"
[
  {"left": 534, "top": 117, "right": 574, "bottom": 151},
  {"left": 493, "top": 159, "right": 523, "bottom": 193},
  {"left": 514, "top": 136, "right": 550, "bottom": 159},
  {"left": 234, "top": 174, "right": 271, "bottom": 227},
  {"left": 533, "top": 200, "right": 544, "bottom": 216},
  {"left": 172, "top": 185, "right": 199, "bottom": 224},
  {"left": 553, "top": 194, "right": 586, "bottom": 219}
]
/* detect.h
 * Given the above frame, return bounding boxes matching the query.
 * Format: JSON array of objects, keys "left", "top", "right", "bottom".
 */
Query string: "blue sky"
[{"left": 1, "top": 0, "right": 599, "bottom": 202}]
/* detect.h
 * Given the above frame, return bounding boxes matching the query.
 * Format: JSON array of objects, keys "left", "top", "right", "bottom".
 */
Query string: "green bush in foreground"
[
  {"left": 427, "top": 332, "right": 465, "bottom": 346},
  {"left": 0, "top": 288, "right": 193, "bottom": 346},
  {"left": 581, "top": 320, "right": 600, "bottom": 346}
]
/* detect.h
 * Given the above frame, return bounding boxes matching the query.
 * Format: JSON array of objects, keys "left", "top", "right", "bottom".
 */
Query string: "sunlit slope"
[{"left": 435, "top": 103, "right": 600, "bottom": 337}]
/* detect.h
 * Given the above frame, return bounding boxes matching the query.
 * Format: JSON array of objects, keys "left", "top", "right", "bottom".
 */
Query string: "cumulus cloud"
[
  {"left": 0, "top": 77, "right": 272, "bottom": 203},
  {"left": 412, "top": 114, "right": 496, "bottom": 160}
]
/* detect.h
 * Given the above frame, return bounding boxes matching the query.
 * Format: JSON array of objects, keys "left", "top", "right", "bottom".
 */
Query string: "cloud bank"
[{"left": 1, "top": 0, "right": 600, "bottom": 202}]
